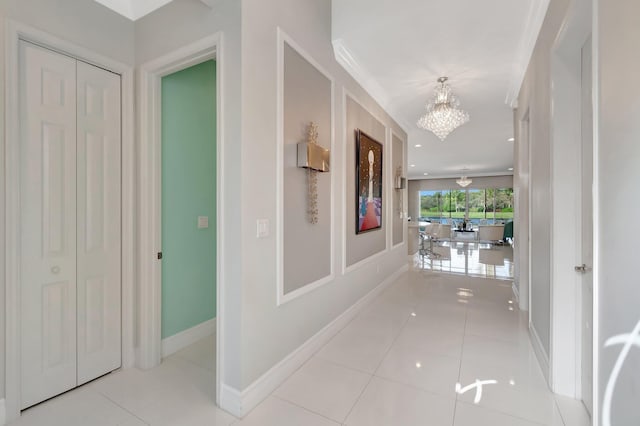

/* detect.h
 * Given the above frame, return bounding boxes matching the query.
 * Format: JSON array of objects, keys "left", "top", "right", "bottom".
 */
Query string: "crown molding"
[
  {"left": 505, "top": 0, "right": 551, "bottom": 107},
  {"left": 332, "top": 39, "right": 411, "bottom": 134}
]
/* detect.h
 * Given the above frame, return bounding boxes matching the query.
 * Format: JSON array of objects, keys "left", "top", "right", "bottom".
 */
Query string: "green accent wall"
[{"left": 161, "top": 60, "right": 216, "bottom": 339}]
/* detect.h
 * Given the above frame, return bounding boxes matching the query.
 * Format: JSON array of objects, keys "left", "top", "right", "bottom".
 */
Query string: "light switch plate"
[
  {"left": 198, "top": 216, "right": 209, "bottom": 229},
  {"left": 257, "top": 219, "right": 270, "bottom": 238}
]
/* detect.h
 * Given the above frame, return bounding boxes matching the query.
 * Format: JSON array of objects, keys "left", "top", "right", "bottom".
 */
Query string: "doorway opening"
[
  {"left": 137, "top": 33, "right": 224, "bottom": 407},
  {"left": 159, "top": 59, "right": 217, "bottom": 371}
]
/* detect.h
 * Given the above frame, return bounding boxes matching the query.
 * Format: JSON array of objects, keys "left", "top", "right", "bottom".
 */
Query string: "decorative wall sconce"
[
  {"left": 395, "top": 166, "right": 405, "bottom": 218},
  {"left": 297, "top": 122, "right": 330, "bottom": 224}
]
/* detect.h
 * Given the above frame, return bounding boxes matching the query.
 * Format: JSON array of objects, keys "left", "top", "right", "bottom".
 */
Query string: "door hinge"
[{"left": 157, "top": 252, "right": 163, "bottom": 260}]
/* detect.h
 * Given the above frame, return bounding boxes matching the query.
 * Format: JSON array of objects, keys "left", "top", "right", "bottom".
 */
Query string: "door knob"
[
  {"left": 575, "top": 264, "right": 592, "bottom": 273},
  {"left": 51, "top": 266, "right": 60, "bottom": 274}
]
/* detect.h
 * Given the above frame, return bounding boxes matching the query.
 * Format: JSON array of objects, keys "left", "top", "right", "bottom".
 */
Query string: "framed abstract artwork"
[{"left": 355, "top": 129, "right": 383, "bottom": 234}]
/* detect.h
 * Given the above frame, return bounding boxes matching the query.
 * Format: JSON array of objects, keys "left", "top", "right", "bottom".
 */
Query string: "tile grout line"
[
  {"left": 270, "top": 394, "right": 342, "bottom": 425},
  {"left": 91, "top": 388, "right": 152, "bottom": 426},
  {"left": 452, "top": 293, "right": 471, "bottom": 426},
  {"left": 340, "top": 288, "right": 416, "bottom": 424},
  {"left": 553, "top": 398, "right": 569, "bottom": 426}
]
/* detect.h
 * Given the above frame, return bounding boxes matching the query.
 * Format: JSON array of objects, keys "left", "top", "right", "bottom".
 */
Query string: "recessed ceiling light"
[
  {"left": 410, "top": 164, "right": 416, "bottom": 167},
  {"left": 414, "top": 144, "right": 422, "bottom": 148},
  {"left": 508, "top": 167, "right": 514, "bottom": 171},
  {"left": 423, "top": 172, "right": 429, "bottom": 176},
  {"left": 507, "top": 137, "right": 515, "bottom": 142}
]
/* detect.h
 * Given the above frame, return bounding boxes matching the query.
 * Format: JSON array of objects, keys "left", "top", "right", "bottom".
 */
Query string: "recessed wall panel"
[
  {"left": 392, "top": 133, "right": 404, "bottom": 246},
  {"left": 282, "top": 42, "right": 332, "bottom": 295},
  {"left": 345, "top": 96, "right": 386, "bottom": 267}
]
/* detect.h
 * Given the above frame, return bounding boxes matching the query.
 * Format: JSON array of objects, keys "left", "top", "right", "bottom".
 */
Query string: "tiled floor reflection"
[
  {"left": 415, "top": 241, "right": 514, "bottom": 280},
  {"left": 10, "top": 270, "right": 592, "bottom": 426}
]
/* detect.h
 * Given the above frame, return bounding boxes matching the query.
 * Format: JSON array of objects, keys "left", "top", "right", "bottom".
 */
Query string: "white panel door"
[
  {"left": 580, "top": 36, "right": 594, "bottom": 416},
  {"left": 76, "top": 61, "right": 122, "bottom": 385},
  {"left": 19, "top": 41, "right": 78, "bottom": 409}
]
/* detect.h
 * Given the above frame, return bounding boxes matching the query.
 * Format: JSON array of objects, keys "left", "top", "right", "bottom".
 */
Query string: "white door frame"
[
  {"left": 549, "top": 0, "right": 593, "bottom": 402},
  {"left": 137, "top": 33, "right": 224, "bottom": 404},
  {"left": 3, "top": 21, "right": 136, "bottom": 422}
]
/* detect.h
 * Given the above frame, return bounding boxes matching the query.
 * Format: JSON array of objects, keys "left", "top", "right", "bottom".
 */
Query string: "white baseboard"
[
  {"left": 0, "top": 398, "right": 6, "bottom": 426},
  {"left": 219, "top": 384, "right": 243, "bottom": 418},
  {"left": 219, "top": 264, "right": 409, "bottom": 418},
  {"left": 512, "top": 281, "right": 520, "bottom": 304},
  {"left": 161, "top": 318, "right": 216, "bottom": 358},
  {"left": 530, "top": 322, "right": 550, "bottom": 385}
]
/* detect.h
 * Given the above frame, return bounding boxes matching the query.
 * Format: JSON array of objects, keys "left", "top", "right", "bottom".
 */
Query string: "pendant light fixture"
[
  {"left": 456, "top": 169, "right": 472, "bottom": 188},
  {"left": 417, "top": 77, "right": 470, "bottom": 141}
]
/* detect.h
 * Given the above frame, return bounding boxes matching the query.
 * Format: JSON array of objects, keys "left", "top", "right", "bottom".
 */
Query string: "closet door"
[
  {"left": 19, "top": 41, "right": 78, "bottom": 409},
  {"left": 76, "top": 61, "right": 122, "bottom": 384}
]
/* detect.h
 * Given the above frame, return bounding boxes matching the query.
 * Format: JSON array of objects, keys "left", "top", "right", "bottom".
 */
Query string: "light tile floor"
[{"left": 11, "top": 268, "right": 591, "bottom": 426}]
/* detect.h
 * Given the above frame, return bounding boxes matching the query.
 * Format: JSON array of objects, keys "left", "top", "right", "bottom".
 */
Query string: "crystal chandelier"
[
  {"left": 417, "top": 77, "right": 470, "bottom": 141},
  {"left": 456, "top": 170, "right": 472, "bottom": 188}
]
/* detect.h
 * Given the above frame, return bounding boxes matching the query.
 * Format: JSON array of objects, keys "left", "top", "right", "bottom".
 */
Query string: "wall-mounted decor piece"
[
  {"left": 356, "top": 129, "right": 383, "bottom": 234},
  {"left": 395, "top": 166, "right": 404, "bottom": 218},
  {"left": 297, "top": 122, "right": 330, "bottom": 224}
]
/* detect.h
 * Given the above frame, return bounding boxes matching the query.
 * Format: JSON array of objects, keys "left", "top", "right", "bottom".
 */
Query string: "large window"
[
  {"left": 419, "top": 187, "right": 513, "bottom": 223},
  {"left": 420, "top": 190, "right": 449, "bottom": 221}
]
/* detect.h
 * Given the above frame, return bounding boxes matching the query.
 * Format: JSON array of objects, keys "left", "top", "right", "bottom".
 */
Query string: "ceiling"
[
  {"left": 333, "top": 0, "right": 550, "bottom": 179},
  {"left": 92, "top": 0, "right": 174, "bottom": 20},
  {"left": 92, "top": 0, "right": 548, "bottom": 179}
]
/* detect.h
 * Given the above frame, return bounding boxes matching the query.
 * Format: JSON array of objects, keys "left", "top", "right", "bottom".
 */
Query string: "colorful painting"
[{"left": 356, "top": 129, "right": 383, "bottom": 234}]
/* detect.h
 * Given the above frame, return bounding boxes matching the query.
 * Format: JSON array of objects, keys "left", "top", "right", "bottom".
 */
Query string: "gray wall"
[
  {"left": 597, "top": 0, "right": 640, "bottom": 422},
  {"left": 239, "top": 0, "right": 407, "bottom": 388},
  {"left": 515, "top": 0, "right": 571, "bottom": 362},
  {"left": 2, "top": 0, "right": 408, "bottom": 402},
  {"left": 345, "top": 96, "right": 387, "bottom": 266},
  {"left": 391, "top": 134, "right": 404, "bottom": 246},
  {"left": 283, "top": 43, "right": 332, "bottom": 294},
  {"left": 407, "top": 175, "right": 514, "bottom": 220},
  {"left": 0, "top": 0, "right": 135, "bottom": 401}
]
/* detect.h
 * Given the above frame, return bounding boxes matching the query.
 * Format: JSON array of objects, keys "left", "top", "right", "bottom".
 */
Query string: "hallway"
[
  {"left": 10, "top": 266, "right": 591, "bottom": 425},
  {"left": 238, "top": 268, "right": 590, "bottom": 426}
]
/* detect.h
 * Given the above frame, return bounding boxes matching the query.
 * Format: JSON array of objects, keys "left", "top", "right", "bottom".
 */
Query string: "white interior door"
[
  {"left": 580, "top": 36, "right": 594, "bottom": 416},
  {"left": 19, "top": 40, "right": 122, "bottom": 408},
  {"left": 76, "top": 61, "right": 122, "bottom": 385},
  {"left": 19, "top": 41, "right": 78, "bottom": 409}
]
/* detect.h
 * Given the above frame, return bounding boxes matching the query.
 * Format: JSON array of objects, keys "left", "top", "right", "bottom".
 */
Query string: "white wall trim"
[
  {"left": 275, "top": 27, "right": 336, "bottom": 306},
  {"left": 137, "top": 32, "right": 225, "bottom": 406},
  {"left": 390, "top": 129, "right": 407, "bottom": 250},
  {"left": 220, "top": 265, "right": 408, "bottom": 418},
  {"left": 591, "top": 0, "right": 600, "bottom": 423},
  {"left": 341, "top": 89, "right": 390, "bottom": 275},
  {"left": 530, "top": 323, "right": 550, "bottom": 382},
  {"left": 385, "top": 127, "right": 392, "bottom": 251},
  {"left": 218, "top": 383, "right": 243, "bottom": 418},
  {"left": 505, "top": 0, "right": 552, "bottom": 106},
  {"left": 512, "top": 281, "right": 521, "bottom": 304},
  {"left": 548, "top": 0, "right": 593, "bottom": 400},
  {"left": 161, "top": 318, "right": 216, "bottom": 358},
  {"left": 0, "top": 399, "right": 6, "bottom": 426},
  {"left": 3, "top": 20, "right": 135, "bottom": 422}
]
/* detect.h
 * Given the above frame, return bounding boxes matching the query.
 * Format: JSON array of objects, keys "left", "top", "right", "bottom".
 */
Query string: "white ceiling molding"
[
  {"left": 93, "top": 0, "right": 174, "bottom": 21},
  {"left": 505, "top": 0, "right": 552, "bottom": 107},
  {"left": 332, "top": 39, "right": 411, "bottom": 133}
]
